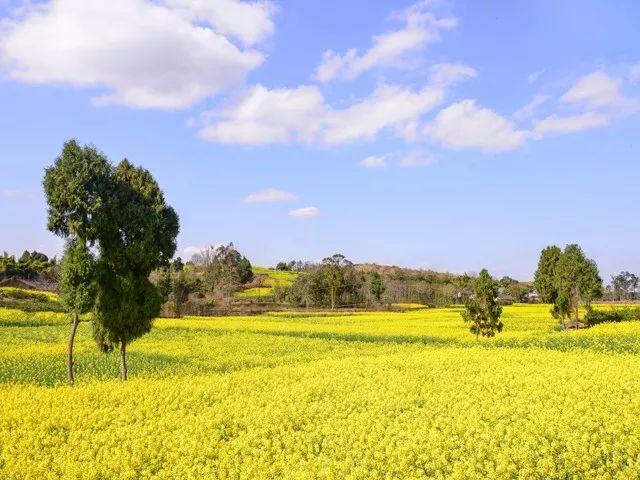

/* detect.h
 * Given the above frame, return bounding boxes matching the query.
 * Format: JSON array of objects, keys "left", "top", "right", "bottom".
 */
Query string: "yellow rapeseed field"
[{"left": 1, "top": 304, "right": 640, "bottom": 479}]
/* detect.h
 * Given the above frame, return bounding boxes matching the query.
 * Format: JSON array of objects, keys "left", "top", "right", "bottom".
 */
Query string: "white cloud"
[
  {"left": 560, "top": 71, "right": 633, "bottom": 111},
  {"left": 183, "top": 244, "right": 224, "bottom": 262},
  {"left": 183, "top": 245, "right": 207, "bottom": 259},
  {"left": 429, "top": 62, "right": 477, "bottom": 86},
  {"left": 199, "top": 84, "right": 327, "bottom": 144},
  {"left": 200, "top": 82, "right": 446, "bottom": 145},
  {"left": 313, "top": 1, "right": 457, "bottom": 82},
  {"left": 360, "top": 156, "right": 387, "bottom": 168},
  {"left": 322, "top": 84, "right": 444, "bottom": 144},
  {"left": 513, "top": 94, "right": 550, "bottom": 119},
  {"left": 532, "top": 112, "right": 610, "bottom": 138},
  {"left": 0, "top": 0, "right": 273, "bottom": 109},
  {"left": 426, "top": 100, "right": 527, "bottom": 152},
  {"left": 244, "top": 188, "right": 297, "bottom": 203},
  {"left": 399, "top": 150, "right": 435, "bottom": 167},
  {"left": 164, "top": 0, "right": 275, "bottom": 46},
  {"left": 289, "top": 206, "right": 319, "bottom": 218}
]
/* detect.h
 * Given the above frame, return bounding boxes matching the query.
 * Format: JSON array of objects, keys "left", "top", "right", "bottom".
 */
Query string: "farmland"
[
  {"left": 2, "top": 304, "right": 640, "bottom": 479},
  {"left": 234, "top": 267, "right": 299, "bottom": 298}
]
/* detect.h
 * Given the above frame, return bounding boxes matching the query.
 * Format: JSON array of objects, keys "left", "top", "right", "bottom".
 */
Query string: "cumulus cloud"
[
  {"left": 429, "top": 62, "right": 477, "bottom": 86},
  {"left": 531, "top": 112, "right": 610, "bottom": 138},
  {"left": 360, "top": 156, "right": 387, "bottom": 168},
  {"left": 399, "top": 150, "right": 435, "bottom": 167},
  {"left": 200, "top": 84, "right": 327, "bottom": 143},
  {"left": 426, "top": 100, "right": 527, "bottom": 152},
  {"left": 0, "top": 0, "right": 274, "bottom": 109},
  {"left": 560, "top": 71, "right": 636, "bottom": 112},
  {"left": 183, "top": 244, "right": 226, "bottom": 263},
  {"left": 183, "top": 245, "right": 207, "bottom": 259},
  {"left": 527, "top": 70, "right": 638, "bottom": 139},
  {"left": 244, "top": 188, "right": 297, "bottom": 203},
  {"left": 164, "top": 0, "right": 275, "bottom": 46},
  {"left": 322, "top": 84, "right": 444, "bottom": 144},
  {"left": 200, "top": 82, "right": 446, "bottom": 145},
  {"left": 289, "top": 206, "right": 319, "bottom": 218},
  {"left": 313, "top": 1, "right": 457, "bottom": 82}
]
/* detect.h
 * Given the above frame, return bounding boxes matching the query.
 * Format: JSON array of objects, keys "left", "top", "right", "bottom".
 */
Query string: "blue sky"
[{"left": 0, "top": 0, "right": 639, "bottom": 280}]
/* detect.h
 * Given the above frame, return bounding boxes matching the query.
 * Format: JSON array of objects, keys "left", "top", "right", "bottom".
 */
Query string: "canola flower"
[
  {"left": 1, "top": 304, "right": 640, "bottom": 479},
  {"left": 235, "top": 267, "right": 299, "bottom": 297}
]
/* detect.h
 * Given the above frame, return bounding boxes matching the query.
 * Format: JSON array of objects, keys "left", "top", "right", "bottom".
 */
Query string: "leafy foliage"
[
  {"left": 533, "top": 245, "right": 562, "bottom": 303},
  {"left": 59, "top": 239, "right": 95, "bottom": 315},
  {"left": 461, "top": 269, "right": 503, "bottom": 339}
]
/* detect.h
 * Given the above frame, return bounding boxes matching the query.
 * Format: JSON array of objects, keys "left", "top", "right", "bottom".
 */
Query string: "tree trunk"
[
  {"left": 66, "top": 312, "right": 80, "bottom": 385},
  {"left": 120, "top": 341, "right": 128, "bottom": 381}
]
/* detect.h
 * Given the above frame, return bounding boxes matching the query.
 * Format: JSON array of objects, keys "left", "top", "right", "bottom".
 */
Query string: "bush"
[{"left": 585, "top": 307, "right": 640, "bottom": 326}]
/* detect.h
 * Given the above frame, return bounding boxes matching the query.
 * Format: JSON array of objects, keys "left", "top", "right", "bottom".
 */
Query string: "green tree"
[
  {"left": 461, "top": 269, "right": 503, "bottom": 340},
  {"left": 555, "top": 244, "right": 603, "bottom": 327},
  {"left": 503, "top": 282, "right": 529, "bottom": 303},
  {"left": 200, "top": 243, "right": 253, "bottom": 296},
  {"left": 43, "top": 140, "right": 112, "bottom": 243},
  {"left": 369, "top": 272, "right": 385, "bottom": 302},
  {"left": 59, "top": 239, "right": 96, "bottom": 385},
  {"left": 93, "top": 159, "right": 179, "bottom": 381},
  {"left": 172, "top": 257, "right": 184, "bottom": 272},
  {"left": 534, "top": 245, "right": 562, "bottom": 303},
  {"left": 43, "top": 140, "right": 111, "bottom": 384},
  {"left": 171, "top": 271, "right": 190, "bottom": 318},
  {"left": 321, "top": 254, "right": 350, "bottom": 309},
  {"left": 611, "top": 271, "right": 639, "bottom": 301},
  {"left": 239, "top": 256, "right": 254, "bottom": 284}
]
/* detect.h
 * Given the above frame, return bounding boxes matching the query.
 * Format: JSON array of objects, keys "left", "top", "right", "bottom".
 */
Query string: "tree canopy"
[
  {"left": 461, "top": 269, "right": 503, "bottom": 340},
  {"left": 43, "top": 140, "right": 179, "bottom": 381}
]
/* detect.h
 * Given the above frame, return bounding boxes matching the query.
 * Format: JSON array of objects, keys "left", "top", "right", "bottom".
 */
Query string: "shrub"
[{"left": 585, "top": 307, "right": 640, "bottom": 326}]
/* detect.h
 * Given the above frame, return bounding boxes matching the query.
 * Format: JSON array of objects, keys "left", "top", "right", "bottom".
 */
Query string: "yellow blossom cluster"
[{"left": 1, "top": 304, "right": 639, "bottom": 478}]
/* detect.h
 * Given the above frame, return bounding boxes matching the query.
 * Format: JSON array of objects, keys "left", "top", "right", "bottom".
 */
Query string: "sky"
[{"left": 0, "top": 0, "right": 639, "bottom": 281}]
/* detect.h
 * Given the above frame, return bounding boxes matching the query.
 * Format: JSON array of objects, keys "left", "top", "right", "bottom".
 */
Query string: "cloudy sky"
[{"left": 0, "top": 0, "right": 639, "bottom": 279}]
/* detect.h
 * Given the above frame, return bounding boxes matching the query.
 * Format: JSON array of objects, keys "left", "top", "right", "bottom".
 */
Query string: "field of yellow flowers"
[{"left": 1, "top": 304, "right": 640, "bottom": 479}]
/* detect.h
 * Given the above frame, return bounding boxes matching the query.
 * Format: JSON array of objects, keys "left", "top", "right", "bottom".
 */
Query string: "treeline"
[
  {"left": 283, "top": 259, "right": 534, "bottom": 309},
  {"left": 150, "top": 243, "right": 254, "bottom": 316},
  {"left": 0, "top": 251, "right": 58, "bottom": 281},
  {"left": 152, "top": 251, "right": 533, "bottom": 313}
]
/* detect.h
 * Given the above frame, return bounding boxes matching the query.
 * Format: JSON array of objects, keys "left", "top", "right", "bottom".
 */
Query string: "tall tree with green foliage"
[
  {"left": 94, "top": 160, "right": 179, "bottom": 381},
  {"left": 461, "top": 269, "right": 503, "bottom": 340},
  {"left": 611, "top": 271, "right": 639, "bottom": 301},
  {"left": 59, "top": 239, "right": 96, "bottom": 385},
  {"left": 43, "top": 140, "right": 113, "bottom": 243},
  {"left": 534, "top": 245, "right": 562, "bottom": 303},
  {"left": 369, "top": 272, "right": 385, "bottom": 302},
  {"left": 321, "top": 254, "right": 350, "bottom": 309},
  {"left": 555, "top": 244, "right": 602, "bottom": 325},
  {"left": 43, "top": 140, "right": 111, "bottom": 384}
]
